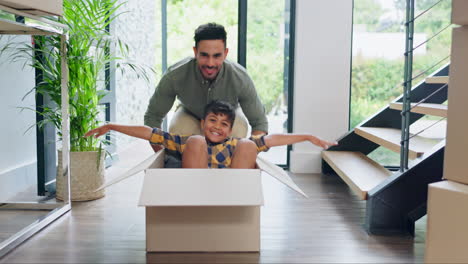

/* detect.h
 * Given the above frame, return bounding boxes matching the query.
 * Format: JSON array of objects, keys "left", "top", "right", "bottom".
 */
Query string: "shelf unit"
[{"left": 0, "top": 4, "right": 70, "bottom": 257}]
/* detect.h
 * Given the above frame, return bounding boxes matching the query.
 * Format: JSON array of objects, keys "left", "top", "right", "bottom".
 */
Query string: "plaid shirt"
[{"left": 149, "top": 128, "right": 269, "bottom": 168}]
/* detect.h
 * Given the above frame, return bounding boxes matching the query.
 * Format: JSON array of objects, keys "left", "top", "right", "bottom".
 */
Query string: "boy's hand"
[
  {"left": 85, "top": 125, "right": 110, "bottom": 138},
  {"left": 309, "top": 136, "right": 338, "bottom": 149}
]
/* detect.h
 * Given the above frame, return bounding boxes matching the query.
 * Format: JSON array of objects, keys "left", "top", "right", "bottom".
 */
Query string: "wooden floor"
[
  {"left": 0, "top": 180, "right": 65, "bottom": 244},
  {"left": 0, "top": 210, "right": 50, "bottom": 242},
  {"left": 0, "top": 141, "right": 426, "bottom": 263}
]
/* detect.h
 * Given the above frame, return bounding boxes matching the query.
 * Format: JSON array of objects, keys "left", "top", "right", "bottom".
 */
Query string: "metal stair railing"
[
  {"left": 400, "top": 0, "right": 415, "bottom": 171},
  {"left": 400, "top": 0, "right": 451, "bottom": 172}
]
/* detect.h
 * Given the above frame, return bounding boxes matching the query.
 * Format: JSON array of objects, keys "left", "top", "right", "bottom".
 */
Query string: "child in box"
[{"left": 85, "top": 100, "right": 337, "bottom": 168}]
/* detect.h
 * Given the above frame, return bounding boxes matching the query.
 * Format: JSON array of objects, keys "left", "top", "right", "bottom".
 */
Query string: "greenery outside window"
[
  {"left": 351, "top": 0, "right": 452, "bottom": 166},
  {"left": 159, "top": 0, "right": 293, "bottom": 166}
]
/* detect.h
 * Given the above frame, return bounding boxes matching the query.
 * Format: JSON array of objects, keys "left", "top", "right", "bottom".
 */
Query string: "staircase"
[{"left": 322, "top": 64, "right": 449, "bottom": 235}]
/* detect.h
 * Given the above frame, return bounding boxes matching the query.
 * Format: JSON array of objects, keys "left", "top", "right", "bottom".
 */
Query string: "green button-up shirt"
[{"left": 144, "top": 57, "right": 268, "bottom": 132}]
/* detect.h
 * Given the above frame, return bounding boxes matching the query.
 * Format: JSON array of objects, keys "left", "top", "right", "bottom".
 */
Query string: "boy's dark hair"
[
  {"left": 194, "top": 23, "right": 227, "bottom": 48},
  {"left": 203, "top": 100, "right": 236, "bottom": 127}
]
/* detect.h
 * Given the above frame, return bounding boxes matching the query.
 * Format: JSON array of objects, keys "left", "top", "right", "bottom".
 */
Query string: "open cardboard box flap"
[{"left": 97, "top": 149, "right": 308, "bottom": 198}]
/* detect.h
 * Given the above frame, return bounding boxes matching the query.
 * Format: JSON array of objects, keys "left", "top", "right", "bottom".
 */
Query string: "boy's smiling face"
[{"left": 201, "top": 112, "right": 233, "bottom": 143}]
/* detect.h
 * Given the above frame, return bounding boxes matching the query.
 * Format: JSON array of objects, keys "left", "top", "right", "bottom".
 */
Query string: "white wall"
[
  {"left": 0, "top": 36, "right": 37, "bottom": 200},
  {"left": 290, "top": 0, "right": 353, "bottom": 173},
  {"left": 114, "top": 0, "right": 157, "bottom": 150}
]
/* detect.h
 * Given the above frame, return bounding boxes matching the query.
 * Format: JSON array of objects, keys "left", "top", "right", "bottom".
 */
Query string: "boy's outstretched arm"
[
  {"left": 263, "top": 134, "right": 338, "bottom": 149},
  {"left": 84, "top": 124, "right": 153, "bottom": 141}
]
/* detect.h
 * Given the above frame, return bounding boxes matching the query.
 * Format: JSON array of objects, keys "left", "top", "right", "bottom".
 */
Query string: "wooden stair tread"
[
  {"left": 389, "top": 102, "right": 447, "bottom": 117},
  {"left": 425, "top": 76, "right": 449, "bottom": 84},
  {"left": 355, "top": 127, "right": 437, "bottom": 159},
  {"left": 322, "top": 151, "right": 392, "bottom": 200}
]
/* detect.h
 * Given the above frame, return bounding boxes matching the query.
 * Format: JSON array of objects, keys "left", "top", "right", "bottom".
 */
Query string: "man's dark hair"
[
  {"left": 194, "top": 23, "right": 227, "bottom": 48},
  {"left": 203, "top": 100, "right": 236, "bottom": 127}
]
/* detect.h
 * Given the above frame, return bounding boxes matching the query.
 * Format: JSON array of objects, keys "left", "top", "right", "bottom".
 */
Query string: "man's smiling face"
[{"left": 193, "top": 39, "right": 228, "bottom": 80}]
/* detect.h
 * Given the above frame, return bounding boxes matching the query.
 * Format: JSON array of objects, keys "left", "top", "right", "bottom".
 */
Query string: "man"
[{"left": 144, "top": 22, "right": 268, "bottom": 145}]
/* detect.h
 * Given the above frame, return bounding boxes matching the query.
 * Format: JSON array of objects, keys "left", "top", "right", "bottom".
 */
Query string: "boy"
[{"left": 85, "top": 101, "right": 337, "bottom": 169}]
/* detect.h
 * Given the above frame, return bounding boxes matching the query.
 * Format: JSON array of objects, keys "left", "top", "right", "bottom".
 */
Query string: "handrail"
[
  {"left": 400, "top": 0, "right": 450, "bottom": 171},
  {"left": 400, "top": 0, "right": 415, "bottom": 171}
]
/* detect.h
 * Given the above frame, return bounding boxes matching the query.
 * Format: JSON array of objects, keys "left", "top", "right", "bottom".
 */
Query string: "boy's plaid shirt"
[{"left": 150, "top": 128, "right": 269, "bottom": 168}]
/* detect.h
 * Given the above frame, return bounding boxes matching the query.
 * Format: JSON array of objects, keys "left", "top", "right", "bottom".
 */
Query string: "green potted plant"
[{"left": 15, "top": 0, "right": 152, "bottom": 201}]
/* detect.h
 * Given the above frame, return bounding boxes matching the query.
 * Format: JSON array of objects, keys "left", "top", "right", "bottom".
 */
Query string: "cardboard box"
[
  {"left": 452, "top": 0, "right": 468, "bottom": 26},
  {"left": 444, "top": 27, "right": 468, "bottom": 185},
  {"left": 141, "top": 169, "right": 262, "bottom": 252},
  {"left": 0, "top": 0, "right": 63, "bottom": 16},
  {"left": 101, "top": 150, "right": 307, "bottom": 252},
  {"left": 425, "top": 181, "right": 468, "bottom": 263}
]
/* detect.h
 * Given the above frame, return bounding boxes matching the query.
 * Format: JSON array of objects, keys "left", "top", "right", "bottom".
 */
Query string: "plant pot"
[{"left": 56, "top": 150, "right": 105, "bottom": 201}]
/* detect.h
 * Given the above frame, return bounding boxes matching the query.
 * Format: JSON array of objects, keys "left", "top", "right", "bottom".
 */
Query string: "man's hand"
[
  {"left": 151, "top": 144, "right": 163, "bottom": 153},
  {"left": 251, "top": 130, "right": 267, "bottom": 136}
]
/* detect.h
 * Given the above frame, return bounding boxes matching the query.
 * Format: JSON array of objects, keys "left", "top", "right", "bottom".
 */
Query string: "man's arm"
[
  {"left": 238, "top": 77, "right": 269, "bottom": 135},
  {"left": 150, "top": 143, "right": 164, "bottom": 152},
  {"left": 263, "top": 134, "right": 338, "bottom": 149},
  {"left": 85, "top": 124, "right": 153, "bottom": 141},
  {"left": 251, "top": 130, "right": 267, "bottom": 136},
  {"left": 144, "top": 76, "right": 177, "bottom": 128},
  {"left": 144, "top": 75, "right": 177, "bottom": 152}
]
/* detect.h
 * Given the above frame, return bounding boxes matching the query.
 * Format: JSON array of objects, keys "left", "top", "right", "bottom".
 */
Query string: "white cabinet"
[
  {"left": 0, "top": 0, "right": 62, "bottom": 16},
  {"left": 0, "top": 3, "right": 70, "bottom": 258}
]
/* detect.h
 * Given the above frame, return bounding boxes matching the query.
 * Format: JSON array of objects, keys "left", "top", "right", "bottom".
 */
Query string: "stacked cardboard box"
[{"left": 425, "top": 1, "right": 468, "bottom": 262}]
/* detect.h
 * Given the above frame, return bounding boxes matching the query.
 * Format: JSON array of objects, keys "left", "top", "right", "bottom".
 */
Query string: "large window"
[
  {"left": 247, "top": 0, "right": 290, "bottom": 165},
  {"left": 159, "top": 0, "right": 293, "bottom": 166},
  {"left": 351, "top": 0, "right": 452, "bottom": 165},
  {"left": 166, "top": 0, "right": 238, "bottom": 66}
]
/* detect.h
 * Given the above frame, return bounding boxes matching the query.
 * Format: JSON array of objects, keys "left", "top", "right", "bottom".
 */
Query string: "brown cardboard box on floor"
[
  {"left": 425, "top": 180, "right": 468, "bottom": 263},
  {"left": 100, "top": 149, "right": 307, "bottom": 252},
  {"left": 0, "top": 0, "right": 63, "bottom": 16}
]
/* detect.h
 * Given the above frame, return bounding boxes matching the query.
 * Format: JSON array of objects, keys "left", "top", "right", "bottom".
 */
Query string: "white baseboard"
[
  {"left": 0, "top": 161, "right": 37, "bottom": 201},
  {"left": 289, "top": 150, "right": 323, "bottom": 174}
]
